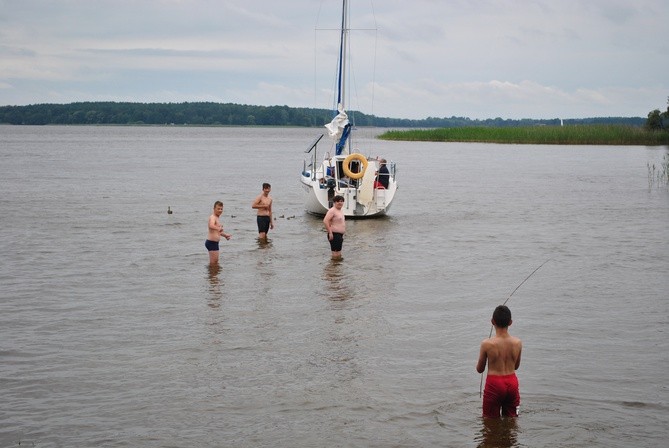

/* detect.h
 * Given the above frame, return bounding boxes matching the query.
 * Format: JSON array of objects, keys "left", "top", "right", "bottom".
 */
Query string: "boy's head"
[
  {"left": 492, "top": 305, "right": 512, "bottom": 328},
  {"left": 213, "top": 200, "right": 223, "bottom": 216}
]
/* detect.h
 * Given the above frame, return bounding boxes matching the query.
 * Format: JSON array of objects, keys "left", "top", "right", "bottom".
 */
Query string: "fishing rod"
[{"left": 479, "top": 258, "right": 552, "bottom": 398}]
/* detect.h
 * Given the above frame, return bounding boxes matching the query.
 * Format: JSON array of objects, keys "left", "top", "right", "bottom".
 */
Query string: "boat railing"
[
  {"left": 390, "top": 161, "right": 397, "bottom": 181},
  {"left": 303, "top": 134, "right": 326, "bottom": 181}
]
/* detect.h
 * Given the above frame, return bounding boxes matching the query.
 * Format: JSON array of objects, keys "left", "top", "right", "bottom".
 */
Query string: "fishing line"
[{"left": 479, "top": 258, "right": 552, "bottom": 398}]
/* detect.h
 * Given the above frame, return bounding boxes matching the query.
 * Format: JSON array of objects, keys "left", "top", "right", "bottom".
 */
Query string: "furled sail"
[{"left": 324, "top": 103, "right": 350, "bottom": 155}]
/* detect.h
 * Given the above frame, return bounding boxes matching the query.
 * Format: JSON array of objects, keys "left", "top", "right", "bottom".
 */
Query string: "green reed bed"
[{"left": 379, "top": 125, "right": 669, "bottom": 146}]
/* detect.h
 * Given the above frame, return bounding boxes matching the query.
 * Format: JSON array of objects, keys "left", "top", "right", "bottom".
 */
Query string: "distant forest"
[{"left": 0, "top": 101, "right": 645, "bottom": 128}]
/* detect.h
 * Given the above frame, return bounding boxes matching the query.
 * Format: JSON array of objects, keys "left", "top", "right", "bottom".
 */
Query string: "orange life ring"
[{"left": 342, "top": 153, "right": 368, "bottom": 180}]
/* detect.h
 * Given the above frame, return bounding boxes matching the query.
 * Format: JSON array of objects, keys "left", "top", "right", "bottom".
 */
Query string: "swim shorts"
[
  {"left": 482, "top": 373, "right": 520, "bottom": 418},
  {"left": 328, "top": 232, "right": 344, "bottom": 251},
  {"left": 205, "top": 239, "right": 219, "bottom": 252},
  {"left": 257, "top": 215, "right": 271, "bottom": 233}
]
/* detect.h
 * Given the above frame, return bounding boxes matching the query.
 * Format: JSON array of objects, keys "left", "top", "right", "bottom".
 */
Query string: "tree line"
[{"left": 0, "top": 101, "right": 647, "bottom": 128}]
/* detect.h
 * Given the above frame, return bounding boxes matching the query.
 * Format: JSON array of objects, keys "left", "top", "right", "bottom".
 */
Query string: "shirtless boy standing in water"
[
  {"left": 323, "top": 195, "right": 346, "bottom": 259},
  {"left": 251, "top": 183, "right": 273, "bottom": 240},
  {"left": 205, "top": 200, "right": 232, "bottom": 265},
  {"left": 476, "top": 305, "right": 523, "bottom": 418}
]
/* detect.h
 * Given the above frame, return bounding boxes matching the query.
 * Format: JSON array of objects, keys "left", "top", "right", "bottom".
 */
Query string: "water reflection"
[
  {"left": 321, "top": 259, "right": 354, "bottom": 302},
  {"left": 255, "top": 248, "right": 275, "bottom": 307},
  {"left": 206, "top": 263, "right": 223, "bottom": 308},
  {"left": 475, "top": 417, "right": 519, "bottom": 448},
  {"left": 256, "top": 237, "right": 273, "bottom": 250},
  {"left": 317, "top": 258, "right": 362, "bottom": 391}
]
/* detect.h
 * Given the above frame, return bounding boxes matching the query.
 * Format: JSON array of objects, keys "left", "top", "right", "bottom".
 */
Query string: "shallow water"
[{"left": 1, "top": 125, "right": 668, "bottom": 447}]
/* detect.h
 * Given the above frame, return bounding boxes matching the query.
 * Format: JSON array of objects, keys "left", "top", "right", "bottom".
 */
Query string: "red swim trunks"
[{"left": 482, "top": 373, "right": 520, "bottom": 418}]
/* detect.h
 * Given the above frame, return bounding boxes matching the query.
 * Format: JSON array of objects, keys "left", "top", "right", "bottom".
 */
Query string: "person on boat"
[
  {"left": 252, "top": 182, "right": 273, "bottom": 241},
  {"left": 206, "top": 200, "right": 232, "bottom": 265},
  {"left": 476, "top": 305, "right": 522, "bottom": 418},
  {"left": 323, "top": 195, "right": 346, "bottom": 260},
  {"left": 377, "top": 158, "right": 390, "bottom": 189}
]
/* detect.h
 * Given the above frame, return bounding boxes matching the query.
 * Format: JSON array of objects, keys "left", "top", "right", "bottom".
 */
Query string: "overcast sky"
[{"left": 1, "top": 0, "right": 667, "bottom": 120}]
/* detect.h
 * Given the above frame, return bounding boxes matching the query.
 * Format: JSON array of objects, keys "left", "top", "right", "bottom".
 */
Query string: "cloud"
[
  {"left": 0, "top": 0, "right": 667, "bottom": 119},
  {"left": 371, "top": 80, "right": 664, "bottom": 119}
]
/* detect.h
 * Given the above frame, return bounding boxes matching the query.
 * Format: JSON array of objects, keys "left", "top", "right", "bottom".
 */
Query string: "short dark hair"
[
  {"left": 214, "top": 200, "right": 223, "bottom": 208},
  {"left": 333, "top": 195, "right": 344, "bottom": 202},
  {"left": 492, "top": 305, "right": 512, "bottom": 328},
  {"left": 262, "top": 183, "right": 271, "bottom": 189}
]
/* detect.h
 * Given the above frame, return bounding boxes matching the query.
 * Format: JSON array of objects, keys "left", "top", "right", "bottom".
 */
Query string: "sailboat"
[{"left": 300, "top": 0, "right": 398, "bottom": 218}]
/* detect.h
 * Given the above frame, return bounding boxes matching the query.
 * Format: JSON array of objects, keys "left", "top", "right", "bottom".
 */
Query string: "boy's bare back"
[
  {"left": 476, "top": 305, "right": 522, "bottom": 375},
  {"left": 477, "top": 332, "right": 522, "bottom": 375}
]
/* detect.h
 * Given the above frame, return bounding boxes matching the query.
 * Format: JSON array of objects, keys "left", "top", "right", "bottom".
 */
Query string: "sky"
[{"left": 1, "top": 0, "right": 667, "bottom": 120}]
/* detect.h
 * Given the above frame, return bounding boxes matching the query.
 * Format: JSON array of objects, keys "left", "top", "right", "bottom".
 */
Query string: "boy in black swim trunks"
[
  {"left": 252, "top": 183, "right": 273, "bottom": 241},
  {"left": 206, "top": 200, "right": 232, "bottom": 265},
  {"left": 323, "top": 195, "right": 346, "bottom": 259}
]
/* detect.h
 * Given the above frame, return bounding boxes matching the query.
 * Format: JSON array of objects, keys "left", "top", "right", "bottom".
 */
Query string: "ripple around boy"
[
  {"left": 205, "top": 200, "right": 232, "bottom": 265},
  {"left": 476, "top": 305, "right": 523, "bottom": 418}
]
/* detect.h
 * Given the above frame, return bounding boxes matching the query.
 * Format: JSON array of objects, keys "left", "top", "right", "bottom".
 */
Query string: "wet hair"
[
  {"left": 333, "top": 195, "right": 344, "bottom": 203},
  {"left": 492, "top": 305, "right": 512, "bottom": 328},
  {"left": 262, "top": 183, "right": 271, "bottom": 189},
  {"left": 214, "top": 200, "right": 223, "bottom": 208}
]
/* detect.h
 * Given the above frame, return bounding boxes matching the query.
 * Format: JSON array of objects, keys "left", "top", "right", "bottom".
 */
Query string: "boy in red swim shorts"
[{"left": 476, "top": 305, "right": 523, "bottom": 418}]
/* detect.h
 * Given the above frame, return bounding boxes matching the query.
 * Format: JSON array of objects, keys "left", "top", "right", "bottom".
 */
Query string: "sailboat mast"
[{"left": 336, "top": 0, "right": 349, "bottom": 109}]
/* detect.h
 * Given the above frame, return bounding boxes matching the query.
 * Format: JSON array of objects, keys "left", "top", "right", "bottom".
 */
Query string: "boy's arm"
[
  {"left": 476, "top": 341, "right": 488, "bottom": 373},
  {"left": 323, "top": 210, "right": 333, "bottom": 232},
  {"left": 251, "top": 195, "right": 262, "bottom": 209},
  {"left": 208, "top": 215, "right": 219, "bottom": 231},
  {"left": 220, "top": 222, "right": 231, "bottom": 240},
  {"left": 515, "top": 340, "right": 522, "bottom": 370}
]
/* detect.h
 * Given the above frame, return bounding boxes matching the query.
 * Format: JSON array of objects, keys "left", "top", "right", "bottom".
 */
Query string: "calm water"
[{"left": 1, "top": 125, "right": 668, "bottom": 448}]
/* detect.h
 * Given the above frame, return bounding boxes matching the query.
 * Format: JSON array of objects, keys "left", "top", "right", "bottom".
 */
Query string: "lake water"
[{"left": 1, "top": 125, "right": 668, "bottom": 447}]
